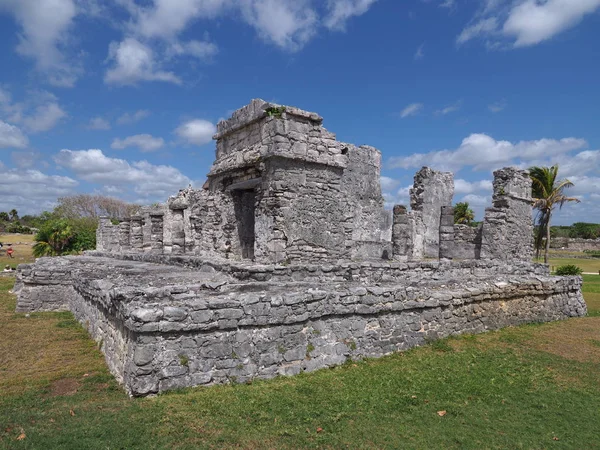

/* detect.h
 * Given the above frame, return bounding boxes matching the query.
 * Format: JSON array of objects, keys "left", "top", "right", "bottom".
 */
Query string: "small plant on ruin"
[
  {"left": 265, "top": 106, "right": 286, "bottom": 118},
  {"left": 306, "top": 343, "right": 315, "bottom": 359},
  {"left": 554, "top": 264, "right": 583, "bottom": 276},
  {"left": 179, "top": 354, "right": 189, "bottom": 366}
]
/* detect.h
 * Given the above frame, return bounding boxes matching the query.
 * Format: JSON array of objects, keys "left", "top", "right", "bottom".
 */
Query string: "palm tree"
[
  {"left": 32, "top": 220, "right": 74, "bottom": 258},
  {"left": 529, "top": 165, "right": 580, "bottom": 264},
  {"left": 454, "top": 202, "right": 475, "bottom": 225},
  {"left": 9, "top": 209, "right": 18, "bottom": 221}
]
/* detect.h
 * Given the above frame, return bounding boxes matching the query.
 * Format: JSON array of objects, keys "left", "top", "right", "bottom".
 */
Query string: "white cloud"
[
  {"left": 380, "top": 175, "right": 401, "bottom": 192},
  {"left": 388, "top": 133, "right": 587, "bottom": 172},
  {"left": 100, "top": 0, "right": 378, "bottom": 85},
  {"left": 324, "top": 0, "right": 378, "bottom": 31},
  {"left": 111, "top": 134, "right": 165, "bottom": 152},
  {"left": 0, "top": 121, "right": 28, "bottom": 149},
  {"left": 0, "top": 88, "right": 10, "bottom": 104},
  {"left": 564, "top": 175, "right": 600, "bottom": 196},
  {"left": 54, "top": 148, "right": 191, "bottom": 198},
  {"left": 454, "top": 179, "right": 493, "bottom": 195},
  {"left": 0, "top": 0, "right": 81, "bottom": 86},
  {"left": 11, "top": 151, "right": 43, "bottom": 168},
  {"left": 0, "top": 89, "right": 67, "bottom": 133},
  {"left": 458, "top": 0, "right": 600, "bottom": 48},
  {"left": 117, "top": 109, "right": 150, "bottom": 125},
  {"left": 488, "top": 99, "right": 507, "bottom": 113},
  {"left": 527, "top": 149, "right": 600, "bottom": 179},
  {"left": 166, "top": 39, "right": 219, "bottom": 60},
  {"left": 175, "top": 119, "right": 216, "bottom": 146},
  {"left": 21, "top": 102, "right": 67, "bottom": 133},
  {"left": 435, "top": 100, "right": 462, "bottom": 115},
  {"left": 240, "top": 0, "right": 318, "bottom": 51},
  {"left": 131, "top": 0, "right": 228, "bottom": 40},
  {"left": 382, "top": 184, "right": 411, "bottom": 209},
  {"left": 400, "top": 103, "right": 424, "bottom": 118},
  {"left": 125, "top": 0, "right": 325, "bottom": 53},
  {"left": 440, "top": 0, "right": 455, "bottom": 8},
  {"left": 87, "top": 117, "right": 111, "bottom": 130},
  {"left": 457, "top": 17, "right": 498, "bottom": 45},
  {"left": 0, "top": 167, "right": 78, "bottom": 214},
  {"left": 504, "top": 0, "right": 600, "bottom": 47},
  {"left": 105, "top": 38, "right": 181, "bottom": 86},
  {"left": 414, "top": 43, "right": 425, "bottom": 60}
]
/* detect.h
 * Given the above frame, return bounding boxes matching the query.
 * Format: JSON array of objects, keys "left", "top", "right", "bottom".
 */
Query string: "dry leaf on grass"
[
  {"left": 437, "top": 411, "right": 447, "bottom": 417},
  {"left": 69, "top": 409, "right": 75, "bottom": 416},
  {"left": 16, "top": 432, "right": 26, "bottom": 441},
  {"left": 316, "top": 427, "right": 323, "bottom": 433}
]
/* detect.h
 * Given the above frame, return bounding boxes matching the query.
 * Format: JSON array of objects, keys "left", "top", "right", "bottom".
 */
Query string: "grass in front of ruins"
[
  {"left": 541, "top": 256, "right": 600, "bottom": 274},
  {"left": 583, "top": 274, "right": 600, "bottom": 316},
  {"left": 0, "top": 234, "right": 35, "bottom": 269},
  {"left": 1, "top": 279, "right": 600, "bottom": 449}
]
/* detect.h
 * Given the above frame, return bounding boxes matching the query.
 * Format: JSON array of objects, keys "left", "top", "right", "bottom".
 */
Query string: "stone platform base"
[{"left": 15, "top": 254, "right": 586, "bottom": 396}]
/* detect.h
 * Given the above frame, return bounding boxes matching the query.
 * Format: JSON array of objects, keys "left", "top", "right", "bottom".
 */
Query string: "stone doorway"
[{"left": 232, "top": 189, "right": 256, "bottom": 260}]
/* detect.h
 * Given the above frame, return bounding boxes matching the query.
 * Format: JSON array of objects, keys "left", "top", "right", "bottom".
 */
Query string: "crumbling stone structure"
[{"left": 15, "top": 99, "right": 586, "bottom": 396}]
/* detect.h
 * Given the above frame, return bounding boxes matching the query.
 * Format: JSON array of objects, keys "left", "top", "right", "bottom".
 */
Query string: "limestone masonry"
[{"left": 16, "top": 99, "right": 586, "bottom": 396}]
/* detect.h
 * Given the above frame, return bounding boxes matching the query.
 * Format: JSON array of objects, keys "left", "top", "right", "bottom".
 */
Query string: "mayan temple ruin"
[{"left": 15, "top": 99, "right": 586, "bottom": 396}]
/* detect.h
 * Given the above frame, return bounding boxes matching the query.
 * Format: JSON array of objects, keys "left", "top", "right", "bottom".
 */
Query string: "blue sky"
[{"left": 0, "top": 0, "right": 599, "bottom": 224}]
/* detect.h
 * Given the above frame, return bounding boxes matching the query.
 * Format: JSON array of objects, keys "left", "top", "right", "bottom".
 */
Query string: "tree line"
[{"left": 1, "top": 195, "right": 138, "bottom": 258}]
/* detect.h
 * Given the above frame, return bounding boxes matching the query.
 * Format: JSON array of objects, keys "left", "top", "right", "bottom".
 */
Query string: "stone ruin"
[{"left": 15, "top": 99, "right": 586, "bottom": 396}]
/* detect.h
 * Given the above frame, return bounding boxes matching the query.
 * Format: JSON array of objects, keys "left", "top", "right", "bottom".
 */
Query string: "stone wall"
[
  {"left": 551, "top": 238, "right": 600, "bottom": 252},
  {"left": 95, "top": 99, "right": 394, "bottom": 264},
  {"left": 480, "top": 168, "right": 533, "bottom": 260},
  {"left": 453, "top": 224, "right": 482, "bottom": 260},
  {"left": 94, "top": 100, "right": 541, "bottom": 268},
  {"left": 15, "top": 255, "right": 586, "bottom": 396}
]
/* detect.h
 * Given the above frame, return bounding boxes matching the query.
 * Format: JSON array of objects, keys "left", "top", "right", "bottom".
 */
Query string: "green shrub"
[
  {"left": 6, "top": 223, "right": 32, "bottom": 234},
  {"left": 583, "top": 250, "right": 600, "bottom": 258},
  {"left": 555, "top": 264, "right": 583, "bottom": 276}
]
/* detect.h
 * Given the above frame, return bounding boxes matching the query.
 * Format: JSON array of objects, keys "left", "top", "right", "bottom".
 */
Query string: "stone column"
[
  {"left": 392, "top": 205, "right": 410, "bottom": 260},
  {"left": 130, "top": 216, "right": 143, "bottom": 252},
  {"left": 410, "top": 167, "right": 454, "bottom": 258},
  {"left": 118, "top": 218, "right": 131, "bottom": 251},
  {"left": 96, "top": 216, "right": 111, "bottom": 251},
  {"left": 480, "top": 168, "right": 533, "bottom": 261},
  {"left": 171, "top": 209, "right": 185, "bottom": 254},
  {"left": 150, "top": 212, "right": 164, "bottom": 253},
  {"left": 142, "top": 212, "right": 152, "bottom": 253},
  {"left": 439, "top": 206, "right": 454, "bottom": 260}
]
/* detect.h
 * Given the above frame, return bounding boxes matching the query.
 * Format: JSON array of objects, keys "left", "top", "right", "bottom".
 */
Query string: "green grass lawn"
[
  {"left": 542, "top": 257, "right": 600, "bottom": 274},
  {"left": 0, "top": 234, "right": 35, "bottom": 269},
  {"left": 583, "top": 274, "right": 600, "bottom": 316},
  {"left": 1, "top": 278, "right": 600, "bottom": 449}
]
